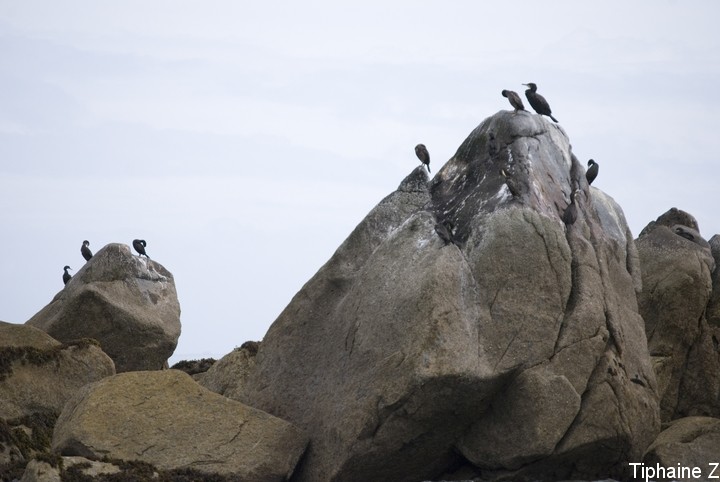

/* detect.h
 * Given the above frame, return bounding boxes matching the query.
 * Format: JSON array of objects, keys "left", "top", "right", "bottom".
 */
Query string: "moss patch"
[
  {"left": 0, "top": 338, "right": 101, "bottom": 381},
  {"left": 0, "top": 410, "right": 59, "bottom": 479},
  {"left": 62, "top": 458, "right": 237, "bottom": 481}
]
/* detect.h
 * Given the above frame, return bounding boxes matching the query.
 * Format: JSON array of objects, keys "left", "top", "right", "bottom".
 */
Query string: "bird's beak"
[{"left": 522, "top": 83, "right": 529, "bottom": 86}]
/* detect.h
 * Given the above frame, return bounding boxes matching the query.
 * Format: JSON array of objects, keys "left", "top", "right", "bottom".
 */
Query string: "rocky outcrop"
[
  {"left": 643, "top": 417, "right": 720, "bottom": 480},
  {"left": 705, "top": 235, "right": 720, "bottom": 328},
  {"left": 52, "top": 370, "right": 307, "bottom": 481},
  {"left": 26, "top": 243, "right": 181, "bottom": 372},
  {"left": 0, "top": 321, "right": 115, "bottom": 420},
  {"left": 636, "top": 209, "right": 720, "bottom": 421},
  {"left": 195, "top": 342, "right": 258, "bottom": 398},
  {"left": 234, "top": 111, "right": 659, "bottom": 481}
]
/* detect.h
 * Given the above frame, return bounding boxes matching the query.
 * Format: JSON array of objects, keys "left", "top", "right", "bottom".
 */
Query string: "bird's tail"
[{"left": 550, "top": 115, "right": 559, "bottom": 123}]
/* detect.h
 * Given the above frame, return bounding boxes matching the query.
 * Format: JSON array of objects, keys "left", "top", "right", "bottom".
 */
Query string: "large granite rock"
[
  {"left": 636, "top": 209, "right": 720, "bottom": 421},
  {"left": 26, "top": 243, "right": 181, "bottom": 372},
  {"left": 234, "top": 111, "right": 660, "bottom": 481},
  {"left": 52, "top": 370, "right": 307, "bottom": 481},
  {"left": 0, "top": 321, "right": 114, "bottom": 420},
  {"left": 643, "top": 416, "right": 720, "bottom": 481}
]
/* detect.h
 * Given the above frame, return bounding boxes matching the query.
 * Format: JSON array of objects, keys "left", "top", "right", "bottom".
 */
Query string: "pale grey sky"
[{"left": 1, "top": 1, "right": 719, "bottom": 363}]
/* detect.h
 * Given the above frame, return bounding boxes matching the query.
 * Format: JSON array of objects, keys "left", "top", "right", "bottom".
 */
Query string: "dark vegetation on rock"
[
  {"left": 0, "top": 410, "right": 58, "bottom": 478},
  {"left": 0, "top": 339, "right": 99, "bottom": 382},
  {"left": 170, "top": 357, "right": 216, "bottom": 375}
]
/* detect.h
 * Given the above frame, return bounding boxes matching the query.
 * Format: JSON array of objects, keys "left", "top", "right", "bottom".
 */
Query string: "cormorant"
[
  {"left": 500, "top": 168, "right": 521, "bottom": 198},
  {"left": 586, "top": 159, "right": 599, "bottom": 186},
  {"left": 133, "top": 239, "right": 149, "bottom": 258},
  {"left": 62, "top": 266, "right": 72, "bottom": 285},
  {"left": 563, "top": 190, "right": 579, "bottom": 225},
  {"left": 415, "top": 144, "right": 431, "bottom": 173},
  {"left": 523, "top": 83, "right": 558, "bottom": 122},
  {"left": 501, "top": 89, "right": 525, "bottom": 112},
  {"left": 435, "top": 220, "right": 455, "bottom": 245},
  {"left": 674, "top": 226, "right": 695, "bottom": 241},
  {"left": 81, "top": 240, "right": 93, "bottom": 261}
]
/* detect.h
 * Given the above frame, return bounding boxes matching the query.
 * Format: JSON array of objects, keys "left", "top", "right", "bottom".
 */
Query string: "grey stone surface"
[
  {"left": 52, "top": 370, "right": 307, "bottom": 481},
  {"left": 636, "top": 212, "right": 720, "bottom": 420},
  {"left": 194, "top": 342, "right": 258, "bottom": 399},
  {"left": 26, "top": 243, "right": 181, "bottom": 372},
  {"left": 233, "top": 111, "right": 659, "bottom": 482},
  {"left": 643, "top": 416, "right": 720, "bottom": 481}
]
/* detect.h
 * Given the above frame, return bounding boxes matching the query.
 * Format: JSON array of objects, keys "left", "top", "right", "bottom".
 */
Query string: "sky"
[{"left": 1, "top": 1, "right": 719, "bottom": 365}]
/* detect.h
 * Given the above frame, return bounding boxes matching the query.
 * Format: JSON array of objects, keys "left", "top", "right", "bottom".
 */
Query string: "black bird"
[
  {"left": 500, "top": 168, "right": 521, "bottom": 198},
  {"left": 586, "top": 159, "right": 599, "bottom": 186},
  {"left": 435, "top": 220, "right": 455, "bottom": 245},
  {"left": 133, "top": 239, "right": 149, "bottom": 258},
  {"left": 501, "top": 89, "right": 525, "bottom": 112},
  {"left": 62, "top": 266, "right": 72, "bottom": 285},
  {"left": 81, "top": 240, "right": 93, "bottom": 261},
  {"left": 563, "top": 190, "right": 579, "bottom": 225},
  {"left": 415, "top": 144, "right": 431, "bottom": 173},
  {"left": 523, "top": 83, "right": 558, "bottom": 122}
]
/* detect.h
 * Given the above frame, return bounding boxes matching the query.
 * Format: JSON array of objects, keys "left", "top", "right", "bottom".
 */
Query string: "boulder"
[
  {"left": 26, "top": 243, "right": 181, "bottom": 372},
  {"left": 52, "top": 370, "right": 307, "bottom": 481},
  {"left": 636, "top": 210, "right": 720, "bottom": 420},
  {"left": 235, "top": 111, "right": 659, "bottom": 481},
  {"left": 0, "top": 321, "right": 115, "bottom": 420},
  {"left": 195, "top": 342, "right": 258, "bottom": 399},
  {"left": 19, "top": 458, "right": 61, "bottom": 482},
  {"left": 643, "top": 416, "right": 720, "bottom": 481}
]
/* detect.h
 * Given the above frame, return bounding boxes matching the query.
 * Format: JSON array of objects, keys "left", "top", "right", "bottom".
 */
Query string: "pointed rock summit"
[
  {"left": 26, "top": 243, "right": 181, "bottom": 372},
  {"left": 226, "top": 111, "right": 659, "bottom": 481}
]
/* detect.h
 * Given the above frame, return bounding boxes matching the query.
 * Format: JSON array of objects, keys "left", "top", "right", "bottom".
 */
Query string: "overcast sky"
[{"left": 2, "top": 1, "right": 719, "bottom": 364}]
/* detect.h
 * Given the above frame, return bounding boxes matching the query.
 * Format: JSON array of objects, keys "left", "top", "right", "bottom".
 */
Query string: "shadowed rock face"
[
  {"left": 26, "top": 243, "right": 181, "bottom": 372},
  {"left": 234, "top": 111, "right": 659, "bottom": 482},
  {"left": 636, "top": 210, "right": 720, "bottom": 421}
]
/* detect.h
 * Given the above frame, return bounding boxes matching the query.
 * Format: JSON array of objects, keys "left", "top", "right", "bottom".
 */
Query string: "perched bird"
[
  {"left": 523, "top": 83, "right": 559, "bottom": 122},
  {"left": 563, "top": 190, "right": 579, "bottom": 225},
  {"left": 501, "top": 89, "right": 525, "bottom": 112},
  {"left": 415, "top": 144, "right": 431, "bottom": 173},
  {"left": 133, "top": 239, "right": 149, "bottom": 258},
  {"left": 434, "top": 220, "right": 455, "bottom": 245},
  {"left": 62, "top": 266, "right": 72, "bottom": 285},
  {"left": 500, "top": 168, "right": 521, "bottom": 198},
  {"left": 81, "top": 240, "right": 93, "bottom": 261},
  {"left": 586, "top": 159, "right": 599, "bottom": 186}
]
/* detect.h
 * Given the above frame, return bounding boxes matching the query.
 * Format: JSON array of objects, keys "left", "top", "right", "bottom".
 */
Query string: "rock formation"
[
  {"left": 643, "top": 417, "right": 720, "bottom": 478},
  {"left": 0, "top": 321, "right": 114, "bottom": 420},
  {"left": 26, "top": 243, "right": 181, "bottom": 372},
  {"left": 0, "top": 321, "right": 114, "bottom": 476},
  {"left": 52, "top": 370, "right": 308, "bottom": 481},
  {"left": 636, "top": 209, "right": 720, "bottom": 421},
  {"left": 227, "top": 111, "right": 660, "bottom": 481},
  {"left": 195, "top": 342, "right": 259, "bottom": 399}
]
